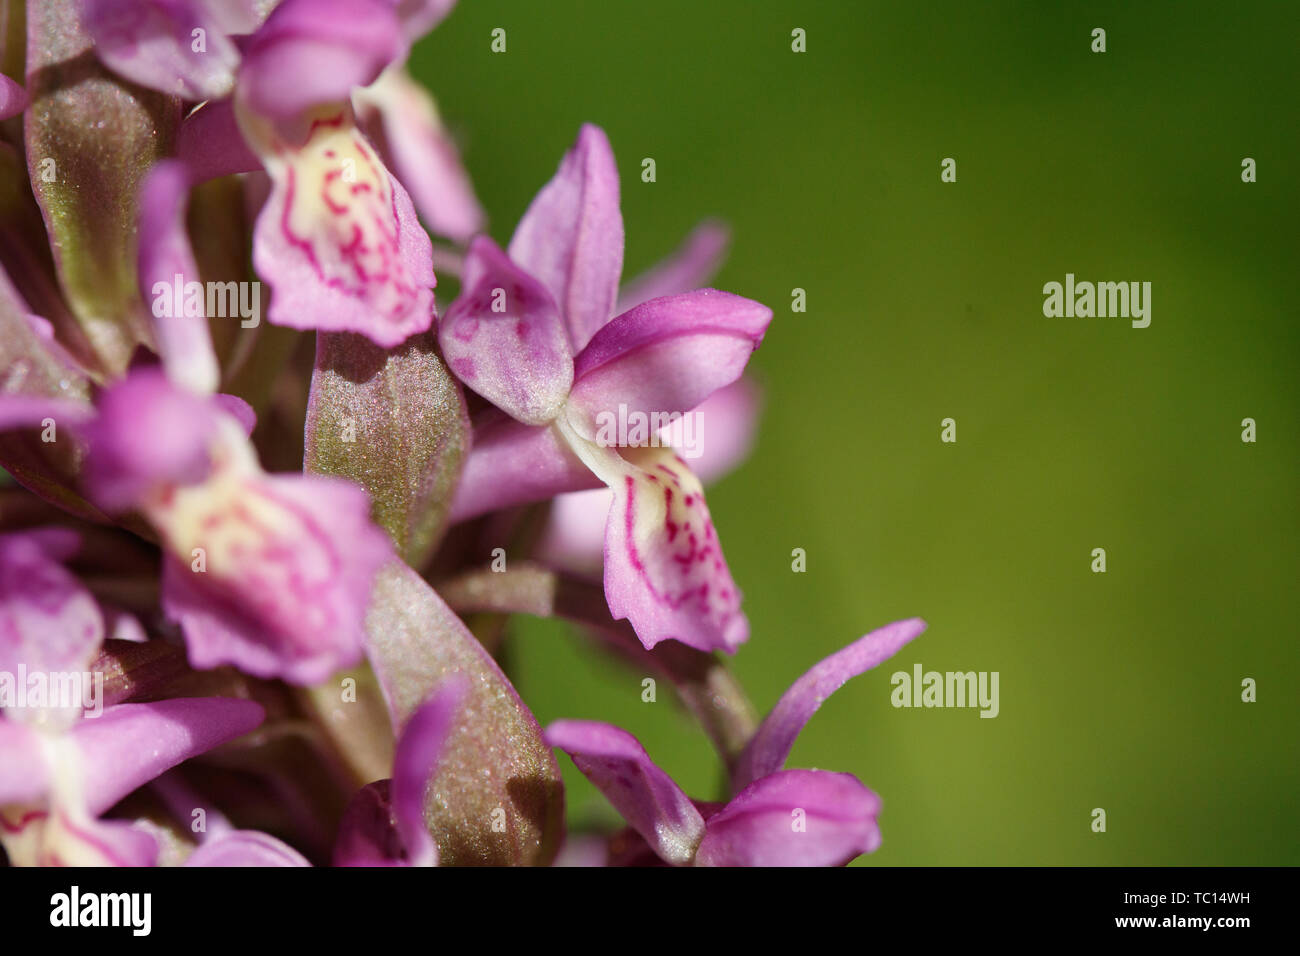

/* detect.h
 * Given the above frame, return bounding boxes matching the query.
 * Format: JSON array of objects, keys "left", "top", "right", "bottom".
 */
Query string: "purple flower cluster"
[{"left": 0, "top": 0, "right": 923, "bottom": 866}]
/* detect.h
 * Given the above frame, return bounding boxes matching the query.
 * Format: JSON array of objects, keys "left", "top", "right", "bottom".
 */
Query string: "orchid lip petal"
[
  {"left": 733, "top": 618, "right": 928, "bottom": 789},
  {"left": 552, "top": 415, "right": 748, "bottom": 656},
  {"left": 537, "top": 377, "right": 762, "bottom": 573},
  {"left": 240, "top": 106, "right": 436, "bottom": 348},
  {"left": 508, "top": 124, "right": 624, "bottom": 352},
  {"left": 158, "top": 471, "right": 392, "bottom": 686},
  {"left": 545, "top": 718, "right": 705, "bottom": 865},
  {"left": 82, "top": 369, "right": 393, "bottom": 685},
  {"left": 440, "top": 236, "right": 573, "bottom": 426},
  {"left": 589, "top": 443, "right": 749, "bottom": 654},
  {"left": 39, "top": 813, "right": 161, "bottom": 867}
]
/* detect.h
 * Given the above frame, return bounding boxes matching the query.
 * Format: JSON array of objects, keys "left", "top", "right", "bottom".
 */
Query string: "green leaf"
[
  {"left": 364, "top": 560, "right": 564, "bottom": 866},
  {"left": 305, "top": 331, "right": 469, "bottom": 569},
  {"left": 24, "top": 0, "right": 178, "bottom": 375}
]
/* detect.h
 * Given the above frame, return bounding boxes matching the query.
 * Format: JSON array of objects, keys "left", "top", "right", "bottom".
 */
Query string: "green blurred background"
[{"left": 411, "top": 1, "right": 1299, "bottom": 864}]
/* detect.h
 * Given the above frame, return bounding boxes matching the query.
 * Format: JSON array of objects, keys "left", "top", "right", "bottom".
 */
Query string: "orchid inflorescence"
[{"left": 0, "top": 0, "right": 924, "bottom": 868}]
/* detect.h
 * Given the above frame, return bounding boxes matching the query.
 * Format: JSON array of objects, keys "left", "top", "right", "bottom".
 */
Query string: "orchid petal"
[
  {"left": 733, "top": 619, "right": 927, "bottom": 788},
  {"left": 695, "top": 769, "right": 882, "bottom": 867},
  {"left": 85, "top": 371, "right": 392, "bottom": 686},
  {"left": 566, "top": 290, "right": 771, "bottom": 441},
  {"left": 214, "top": 393, "right": 256, "bottom": 436},
  {"left": 535, "top": 488, "right": 611, "bottom": 576},
  {"left": 239, "top": 106, "right": 436, "bottom": 348},
  {"left": 687, "top": 377, "right": 763, "bottom": 484},
  {"left": 237, "top": 0, "right": 405, "bottom": 122},
  {"left": 393, "top": 0, "right": 459, "bottom": 39},
  {"left": 616, "top": 220, "right": 730, "bottom": 313},
  {"left": 390, "top": 675, "right": 469, "bottom": 867},
  {"left": 137, "top": 160, "right": 220, "bottom": 394},
  {"left": 355, "top": 67, "right": 484, "bottom": 241},
  {"left": 440, "top": 236, "right": 573, "bottom": 425},
  {"left": 177, "top": 99, "right": 261, "bottom": 184},
  {"left": 545, "top": 719, "right": 705, "bottom": 865},
  {"left": 185, "top": 829, "right": 311, "bottom": 866},
  {"left": 81, "top": 368, "right": 220, "bottom": 512},
  {"left": 0, "top": 530, "right": 104, "bottom": 727},
  {"left": 84, "top": 0, "right": 240, "bottom": 101},
  {"left": 0, "top": 394, "right": 94, "bottom": 432},
  {"left": 333, "top": 781, "right": 407, "bottom": 866},
  {"left": 508, "top": 124, "right": 623, "bottom": 351},
  {"left": 72, "top": 698, "right": 265, "bottom": 816},
  {"left": 0, "top": 73, "right": 26, "bottom": 120}
]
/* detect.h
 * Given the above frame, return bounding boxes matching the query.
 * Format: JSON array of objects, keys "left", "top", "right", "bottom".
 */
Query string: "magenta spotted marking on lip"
[
  {"left": 279, "top": 132, "right": 415, "bottom": 322},
  {"left": 249, "top": 108, "right": 434, "bottom": 345},
  {"left": 0, "top": 808, "right": 49, "bottom": 834},
  {"left": 616, "top": 462, "right": 740, "bottom": 636}
]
